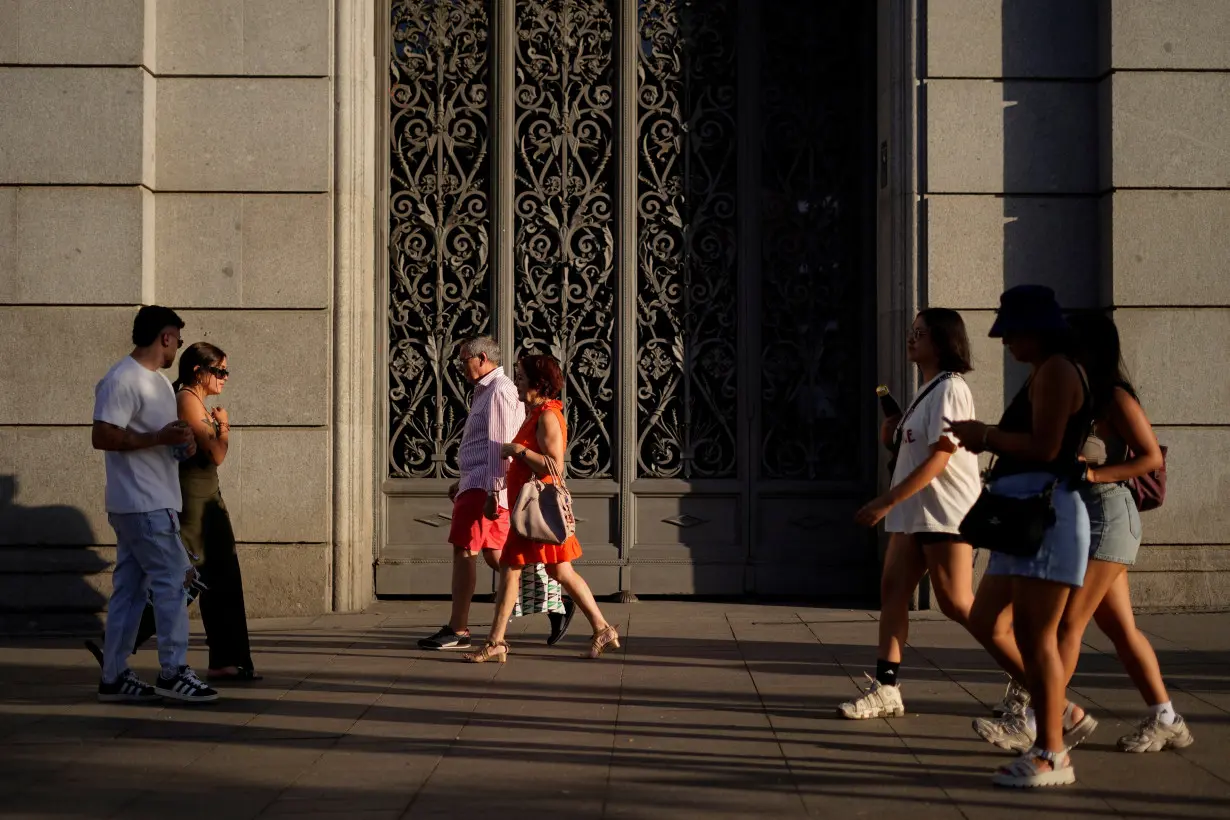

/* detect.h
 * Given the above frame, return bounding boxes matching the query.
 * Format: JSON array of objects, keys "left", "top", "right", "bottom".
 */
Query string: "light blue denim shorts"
[
  {"left": 984, "top": 471, "right": 1091, "bottom": 587},
  {"left": 1082, "top": 482, "right": 1142, "bottom": 566}
]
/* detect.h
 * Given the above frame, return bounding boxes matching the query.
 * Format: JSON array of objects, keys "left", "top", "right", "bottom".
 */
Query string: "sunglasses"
[{"left": 206, "top": 366, "right": 230, "bottom": 378}]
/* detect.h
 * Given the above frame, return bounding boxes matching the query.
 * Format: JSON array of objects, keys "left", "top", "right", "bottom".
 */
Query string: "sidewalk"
[{"left": 1, "top": 601, "right": 1227, "bottom": 819}]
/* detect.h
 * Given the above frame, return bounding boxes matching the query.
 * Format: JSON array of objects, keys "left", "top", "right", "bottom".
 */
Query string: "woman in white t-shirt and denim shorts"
[{"left": 840, "top": 308, "right": 982, "bottom": 720}]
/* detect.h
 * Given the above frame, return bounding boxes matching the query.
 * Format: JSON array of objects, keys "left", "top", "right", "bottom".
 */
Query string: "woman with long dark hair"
[
  {"left": 840, "top": 309, "right": 981, "bottom": 719},
  {"left": 946, "top": 285, "right": 1094, "bottom": 788},
  {"left": 970, "top": 312, "right": 1193, "bottom": 754},
  {"left": 174, "top": 342, "right": 259, "bottom": 681},
  {"left": 462, "top": 353, "right": 620, "bottom": 663}
]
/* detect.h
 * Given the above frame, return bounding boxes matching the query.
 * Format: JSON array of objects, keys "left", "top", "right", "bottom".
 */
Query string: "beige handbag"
[{"left": 510, "top": 455, "right": 576, "bottom": 545}]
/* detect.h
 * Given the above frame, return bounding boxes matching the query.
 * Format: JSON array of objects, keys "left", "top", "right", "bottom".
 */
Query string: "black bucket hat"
[{"left": 989, "top": 285, "right": 1068, "bottom": 338}]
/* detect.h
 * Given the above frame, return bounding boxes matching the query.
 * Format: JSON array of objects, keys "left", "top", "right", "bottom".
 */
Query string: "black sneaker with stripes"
[
  {"left": 155, "top": 666, "right": 219, "bottom": 703},
  {"left": 98, "top": 668, "right": 159, "bottom": 703}
]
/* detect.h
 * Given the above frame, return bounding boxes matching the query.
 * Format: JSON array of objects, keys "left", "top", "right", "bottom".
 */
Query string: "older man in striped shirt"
[{"left": 418, "top": 337, "right": 572, "bottom": 650}]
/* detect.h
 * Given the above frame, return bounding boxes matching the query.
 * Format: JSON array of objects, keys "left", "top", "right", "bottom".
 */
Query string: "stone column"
[{"left": 332, "top": 0, "right": 378, "bottom": 612}]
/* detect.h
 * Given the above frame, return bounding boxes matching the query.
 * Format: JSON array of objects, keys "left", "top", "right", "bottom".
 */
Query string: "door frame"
[{"left": 347, "top": 0, "right": 921, "bottom": 607}]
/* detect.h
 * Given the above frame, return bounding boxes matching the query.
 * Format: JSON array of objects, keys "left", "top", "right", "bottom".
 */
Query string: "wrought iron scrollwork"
[
  {"left": 513, "top": 0, "right": 617, "bottom": 478},
  {"left": 759, "top": 0, "right": 864, "bottom": 480},
  {"left": 635, "top": 0, "right": 737, "bottom": 479},
  {"left": 388, "top": 0, "right": 492, "bottom": 478}
]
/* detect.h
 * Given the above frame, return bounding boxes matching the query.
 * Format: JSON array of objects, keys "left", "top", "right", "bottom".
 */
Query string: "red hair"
[{"left": 519, "top": 354, "right": 564, "bottom": 399}]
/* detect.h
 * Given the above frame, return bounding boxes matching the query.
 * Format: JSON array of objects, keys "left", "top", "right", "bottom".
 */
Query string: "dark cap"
[{"left": 988, "top": 285, "right": 1068, "bottom": 338}]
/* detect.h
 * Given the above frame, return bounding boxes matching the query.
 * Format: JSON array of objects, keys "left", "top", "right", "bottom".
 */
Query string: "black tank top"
[{"left": 989, "top": 357, "right": 1093, "bottom": 480}]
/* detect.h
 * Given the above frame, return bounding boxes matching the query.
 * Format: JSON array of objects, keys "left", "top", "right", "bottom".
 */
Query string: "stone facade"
[
  {"left": 915, "top": 0, "right": 1230, "bottom": 608},
  {"left": 1, "top": 1, "right": 1226, "bottom": 621},
  {"left": 0, "top": 0, "right": 335, "bottom": 624}
]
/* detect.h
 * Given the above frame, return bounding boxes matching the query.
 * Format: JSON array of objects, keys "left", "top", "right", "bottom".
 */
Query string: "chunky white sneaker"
[
  {"left": 974, "top": 703, "right": 1097, "bottom": 752},
  {"left": 974, "top": 712, "right": 1035, "bottom": 752},
  {"left": 1118, "top": 714, "right": 1195, "bottom": 753},
  {"left": 992, "top": 679, "right": 1031, "bottom": 717},
  {"left": 838, "top": 675, "right": 905, "bottom": 720}
]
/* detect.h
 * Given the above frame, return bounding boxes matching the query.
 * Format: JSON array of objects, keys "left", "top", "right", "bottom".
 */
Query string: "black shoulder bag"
[{"left": 958, "top": 480, "right": 1058, "bottom": 558}]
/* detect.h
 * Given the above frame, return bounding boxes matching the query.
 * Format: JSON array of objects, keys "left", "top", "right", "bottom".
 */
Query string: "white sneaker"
[
  {"left": 992, "top": 679, "right": 1030, "bottom": 716},
  {"left": 974, "top": 712, "right": 1035, "bottom": 752},
  {"left": 1118, "top": 714, "right": 1195, "bottom": 753},
  {"left": 974, "top": 703, "right": 1097, "bottom": 752},
  {"left": 838, "top": 674, "right": 905, "bottom": 720}
]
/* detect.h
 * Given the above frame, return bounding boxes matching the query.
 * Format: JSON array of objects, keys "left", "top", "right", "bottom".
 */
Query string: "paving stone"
[{"left": 0, "top": 603, "right": 1227, "bottom": 817}]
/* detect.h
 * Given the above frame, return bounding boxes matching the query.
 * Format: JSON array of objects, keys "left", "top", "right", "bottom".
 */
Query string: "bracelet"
[{"left": 981, "top": 426, "right": 992, "bottom": 450}]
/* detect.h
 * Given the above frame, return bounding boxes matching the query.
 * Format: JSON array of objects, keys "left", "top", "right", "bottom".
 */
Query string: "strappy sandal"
[
  {"left": 992, "top": 747, "right": 1075, "bottom": 788},
  {"left": 586, "top": 626, "right": 620, "bottom": 659},
  {"left": 462, "top": 641, "right": 509, "bottom": 664}
]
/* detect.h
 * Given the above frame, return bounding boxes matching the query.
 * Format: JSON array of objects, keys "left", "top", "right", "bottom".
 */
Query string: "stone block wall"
[
  {"left": 918, "top": 0, "right": 1230, "bottom": 609},
  {"left": 1101, "top": 0, "right": 1230, "bottom": 607},
  {"left": 922, "top": 0, "right": 1103, "bottom": 422},
  {"left": 0, "top": 0, "right": 335, "bottom": 623}
]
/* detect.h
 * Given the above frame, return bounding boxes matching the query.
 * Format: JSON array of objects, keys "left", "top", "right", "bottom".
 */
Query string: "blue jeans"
[{"left": 103, "top": 510, "right": 191, "bottom": 681}]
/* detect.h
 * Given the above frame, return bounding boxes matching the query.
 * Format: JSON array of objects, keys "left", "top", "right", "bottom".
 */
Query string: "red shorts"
[{"left": 448, "top": 489, "right": 510, "bottom": 552}]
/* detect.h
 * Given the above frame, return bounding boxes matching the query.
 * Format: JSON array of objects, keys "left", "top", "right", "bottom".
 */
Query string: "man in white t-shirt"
[{"left": 91, "top": 306, "right": 218, "bottom": 703}]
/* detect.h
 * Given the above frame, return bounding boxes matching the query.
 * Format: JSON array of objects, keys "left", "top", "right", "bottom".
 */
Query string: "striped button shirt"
[{"left": 457, "top": 366, "right": 525, "bottom": 509}]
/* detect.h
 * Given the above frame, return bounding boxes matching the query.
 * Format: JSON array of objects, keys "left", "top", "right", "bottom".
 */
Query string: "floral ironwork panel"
[
  {"left": 388, "top": 0, "right": 493, "bottom": 478},
  {"left": 513, "top": 0, "right": 617, "bottom": 478},
  {"left": 758, "top": 0, "right": 865, "bottom": 480},
  {"left": 635, "top": 0, "right": 737, "bottom": 479}
]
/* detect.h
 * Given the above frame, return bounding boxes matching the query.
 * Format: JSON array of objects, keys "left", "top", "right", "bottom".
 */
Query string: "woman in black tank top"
[
  {"left": 988, "top": 368, "right": 1093, "bottom": 480},
  {"left": 944, "top": 286, "right": 1093, "bottom": 788}
]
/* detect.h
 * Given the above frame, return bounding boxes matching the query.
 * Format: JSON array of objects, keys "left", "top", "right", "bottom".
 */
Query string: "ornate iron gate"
[{"left": 381, "top": 0, "right": 877, "bottom": 598}]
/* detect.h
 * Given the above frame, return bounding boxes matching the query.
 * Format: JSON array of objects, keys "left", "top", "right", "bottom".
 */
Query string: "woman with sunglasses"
[{"left": 173, "top": 342, "right": 259, "bottom": 682}]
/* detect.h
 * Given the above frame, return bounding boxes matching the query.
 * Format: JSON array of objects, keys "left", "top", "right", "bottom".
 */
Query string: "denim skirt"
[
  {"left": 984, "top": 471, "right": 1091, "bottom": 587},
  {"left": 1083, "top": 482, "right": 1142, "bottom": 566}
]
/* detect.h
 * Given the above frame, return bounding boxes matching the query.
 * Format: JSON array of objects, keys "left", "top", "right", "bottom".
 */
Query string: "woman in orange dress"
[{"left": 463, "top": 353, "right": 620, "bottom": 663}]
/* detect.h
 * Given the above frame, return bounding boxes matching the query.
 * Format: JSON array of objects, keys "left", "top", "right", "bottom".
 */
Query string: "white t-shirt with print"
[
  {"left": 93, "top": 356, "right": 182, "bottom": 514},
  {"left": 885, "top": 373, "right": 982, "bottom": 535}
]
